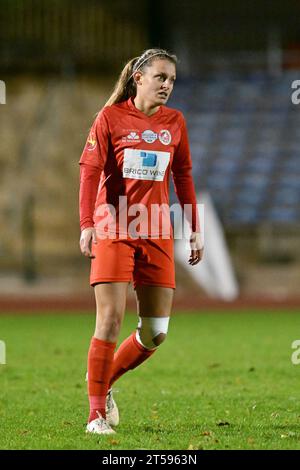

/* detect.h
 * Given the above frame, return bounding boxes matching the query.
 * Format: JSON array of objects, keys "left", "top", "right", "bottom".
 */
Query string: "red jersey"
[{"left": 79, "top": 97, "right": 199, "bottom": 237}]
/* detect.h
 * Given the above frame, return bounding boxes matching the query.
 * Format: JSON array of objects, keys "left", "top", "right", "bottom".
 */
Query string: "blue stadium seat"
[{"left": 173, "top": 72, "right": 300, "bottom": 224}]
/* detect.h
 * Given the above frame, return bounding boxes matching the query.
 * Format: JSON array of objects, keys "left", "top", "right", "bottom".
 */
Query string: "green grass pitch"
[{"left": 0, "top": 309, "right": 300, "bottom": 450}]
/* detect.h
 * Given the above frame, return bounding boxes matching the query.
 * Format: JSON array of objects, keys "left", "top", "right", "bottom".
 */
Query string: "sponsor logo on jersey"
[
  {"left": 159, "top": 129, "right": 171, "bottom": 145},
  {"left": 87, "top": 130, "right": 97, "bottom": 151},
  {"left": 141, "top": 151, "right": 157, "bottom": 167},
  {"left": 142, "top": 129, "right": 158, "bottom": 143},
  {"left": 122, "top": 131, "right": 141, "bottom": 143},
  {"left": 123, "top": 148, "right": 170, "bottom": 181}
]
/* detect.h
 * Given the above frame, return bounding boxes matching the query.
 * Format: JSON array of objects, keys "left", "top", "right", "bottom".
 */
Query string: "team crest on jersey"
[
  {"left": 142, "top": 129, "right": 158, "bottom": 144},
  {"left": 159, "top": 129, "right": 171, "bottom": 145},
  {"left": 87, "top": 130, "right": 97, "bottom": 151},
  {"left": 122, "top": 131, "right": 141, "bottom": 143}
]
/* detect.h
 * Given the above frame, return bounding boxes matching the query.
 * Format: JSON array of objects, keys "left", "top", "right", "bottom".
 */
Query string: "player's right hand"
[{"left": 79, "top": 227, "right": 97, "bottom": 259}]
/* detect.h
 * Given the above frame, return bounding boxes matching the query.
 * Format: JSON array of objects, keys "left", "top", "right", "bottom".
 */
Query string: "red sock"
[
  {"left": 109, "top": 332, "right": 156, "bottom": 387},
  {"left": 87, "top": 336, "right": 116, "bottom": 423}
]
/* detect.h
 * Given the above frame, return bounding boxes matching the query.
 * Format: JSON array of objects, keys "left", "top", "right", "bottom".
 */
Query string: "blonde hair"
[{"left": 104, "top": 48, "right": 177, "bottom": 107}]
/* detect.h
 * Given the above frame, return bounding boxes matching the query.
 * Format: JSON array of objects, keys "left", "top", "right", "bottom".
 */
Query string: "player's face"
[{"left": 135, "top": 59, "right": 176, "bottom": 105}]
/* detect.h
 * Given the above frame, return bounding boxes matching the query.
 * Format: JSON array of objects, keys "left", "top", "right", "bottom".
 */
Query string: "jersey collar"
[{"left": 127, "top": 97, "right": 163, "bottom": 120}]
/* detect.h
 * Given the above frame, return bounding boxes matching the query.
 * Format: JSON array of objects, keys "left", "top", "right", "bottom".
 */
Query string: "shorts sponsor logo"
[
  {"left": 122, "top": 131, "right": 141, "bottom": 143},
  {"left": 142, "top": 129, "right": 158, "bottom": 143},
  {"left": 123, "top": 148, "right": 170, "bottom": 181},
  {"left": 87, "top": 130, "right": 97, "bottom": 151},
  {"left": 159, "top": 129, "right": 171, "bottom": 145}
]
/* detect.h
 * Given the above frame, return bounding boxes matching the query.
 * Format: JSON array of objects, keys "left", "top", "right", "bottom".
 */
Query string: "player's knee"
[
  {"left": 96, "top": 306, "right": 123, "bottom": 339},
  {"left": 152, "top": 332, "right": 167, "bottom": 346},
  {"left": 136, "top": 316, "right": 170, "bottom": 350}
]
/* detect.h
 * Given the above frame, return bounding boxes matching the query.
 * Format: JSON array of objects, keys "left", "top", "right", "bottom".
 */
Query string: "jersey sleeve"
[
  {"left": 79, "top": 164, "right": 101, "bottom": 230},
  {"left": 79, "top": 109, "right": 109, "bottom": 230},
  {"left": 171, "top": 113, "right": 200, "bottom": 233},
  {"left": 79, "top": 109, "right": 110, "bottom": 170}
]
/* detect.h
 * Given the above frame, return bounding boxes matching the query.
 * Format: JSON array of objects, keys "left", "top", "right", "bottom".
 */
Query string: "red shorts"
[{"left": 90, "top": 237, "right": 175, "bottom": 289}]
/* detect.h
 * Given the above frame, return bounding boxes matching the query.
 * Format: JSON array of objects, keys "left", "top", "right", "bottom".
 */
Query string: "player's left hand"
[{"left": 189, "top": 232, "right": 204, "bottom": 265}]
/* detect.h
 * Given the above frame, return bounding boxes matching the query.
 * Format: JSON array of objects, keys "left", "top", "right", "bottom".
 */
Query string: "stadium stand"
[{"left": 169, "top": 71, "right": 300, "bottom": 226}]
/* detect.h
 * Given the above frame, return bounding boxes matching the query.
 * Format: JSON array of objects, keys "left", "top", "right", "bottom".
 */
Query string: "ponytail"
[
  {"left": 104, "top": 48, "right": 177, "bottom": 108},
  {"left": 104, "top": 56, "right": 139, "bottom": 107}
]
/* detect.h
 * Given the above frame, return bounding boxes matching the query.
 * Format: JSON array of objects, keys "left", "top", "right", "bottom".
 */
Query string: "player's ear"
[{"left": 134, "top": 71, "right": 143, "bottom": 86}]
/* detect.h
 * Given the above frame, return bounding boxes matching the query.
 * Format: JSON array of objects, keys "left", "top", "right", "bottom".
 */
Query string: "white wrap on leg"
[{"left": 135, "top": 316, "right": 170, "bottom": 350}]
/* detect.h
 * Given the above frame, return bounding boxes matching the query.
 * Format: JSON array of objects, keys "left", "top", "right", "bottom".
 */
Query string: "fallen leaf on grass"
[
  {"left": 109, "top": 439, "right": 120, "bottom": 445},
  {"left": 280, "top": 432, "right": 296, "bottom": 439},
  {"left": 201, "top": 431, "right": 212, "bottom": 436},
  {"left": 151, "top": 414, "right": 159, "bottom": 421}
]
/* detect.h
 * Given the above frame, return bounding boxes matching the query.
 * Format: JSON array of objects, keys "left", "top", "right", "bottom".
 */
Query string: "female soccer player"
[{"left": 79, "top": 48, "right": 204, "bottom": 435}]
